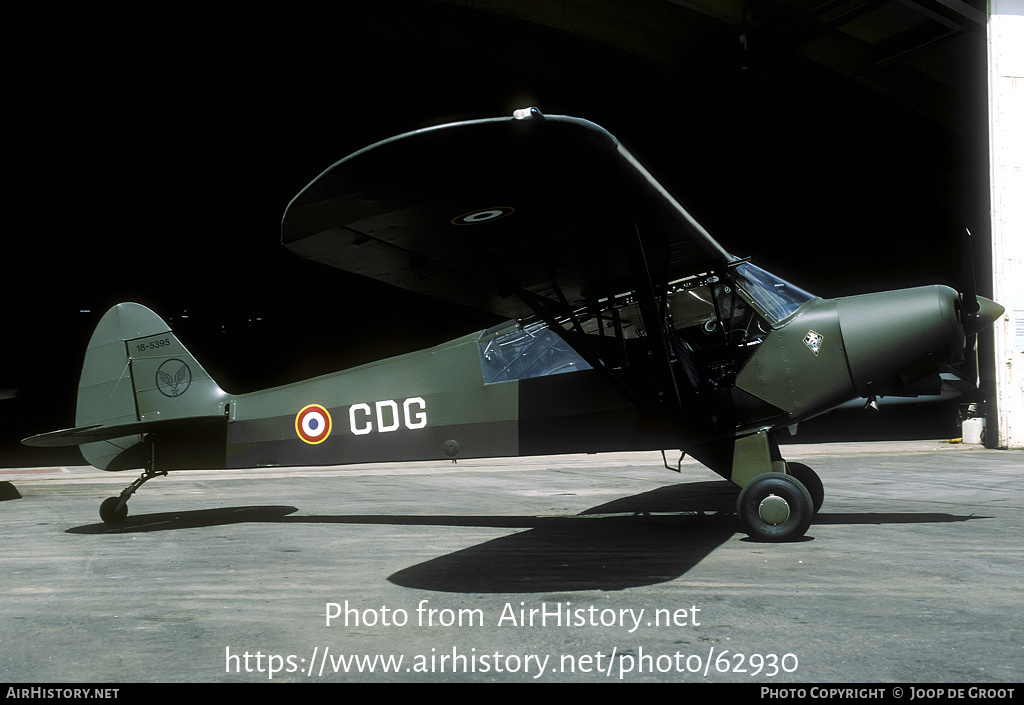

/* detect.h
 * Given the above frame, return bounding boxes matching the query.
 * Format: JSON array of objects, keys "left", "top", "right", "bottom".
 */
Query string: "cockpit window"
[
  {"left": 478, "top": 320, "right": 591, "bottom": 384},
  {"left": 729, "top": 262, "right": 814, "bottom": 324}
]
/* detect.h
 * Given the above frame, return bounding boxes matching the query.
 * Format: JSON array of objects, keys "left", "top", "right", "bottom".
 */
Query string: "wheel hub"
[{"left": 758, "top": 494, "right": 791, "bottom": 525}]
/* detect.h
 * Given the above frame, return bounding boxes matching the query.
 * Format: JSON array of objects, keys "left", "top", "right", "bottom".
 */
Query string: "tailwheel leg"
[{"left": 99, "top": 466, "right": 167, "bottom": 524}]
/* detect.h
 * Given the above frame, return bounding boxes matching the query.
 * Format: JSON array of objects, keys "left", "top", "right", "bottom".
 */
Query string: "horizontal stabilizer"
[{"left": 22, "top": 416, "right": 226, "bottom": 448}]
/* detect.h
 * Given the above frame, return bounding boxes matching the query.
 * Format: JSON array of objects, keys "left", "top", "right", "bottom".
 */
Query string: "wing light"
[{"left": 513, "top": 106, "right": 543, "bottom": 120}]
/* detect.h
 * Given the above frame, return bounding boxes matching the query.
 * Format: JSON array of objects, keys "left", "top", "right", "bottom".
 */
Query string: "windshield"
[{"left": 730, "top": 262, "right": 815, "bottom": 324}]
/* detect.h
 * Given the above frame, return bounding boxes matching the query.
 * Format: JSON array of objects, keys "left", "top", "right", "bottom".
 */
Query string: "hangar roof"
[{"left": 438, "top": 0, "right": 986, "bottom": 133}]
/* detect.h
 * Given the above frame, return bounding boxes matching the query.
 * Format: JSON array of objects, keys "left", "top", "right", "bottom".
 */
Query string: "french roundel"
[
  {"left": 451, "top": 206, "right": 515, "bottom": 225},
  {"left": 295, "top": 404, "right": 332, "bottom": 445}
]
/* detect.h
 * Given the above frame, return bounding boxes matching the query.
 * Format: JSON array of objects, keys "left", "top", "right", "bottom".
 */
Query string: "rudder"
[{"left": 76, "top": 303, "right": 229, "bottom": 470}]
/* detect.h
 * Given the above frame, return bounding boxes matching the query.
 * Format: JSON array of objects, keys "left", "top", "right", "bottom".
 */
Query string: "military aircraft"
[{"left": 23, "top": 109, "right": 1003, "bottom": 542}]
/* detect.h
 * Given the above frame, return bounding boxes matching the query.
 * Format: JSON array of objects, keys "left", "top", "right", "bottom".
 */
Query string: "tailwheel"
[
  {"left": 786, "top": 462, "right": 824, "bottom": 514},
  {"left": 99, "top": 496, "right": 128, "bottom": 524},
  {"left": 737, "top": 473, "right": 813, "bottom": 542},
  {"left": 98, "top": 460, "right": 167, "bottom": 525}
]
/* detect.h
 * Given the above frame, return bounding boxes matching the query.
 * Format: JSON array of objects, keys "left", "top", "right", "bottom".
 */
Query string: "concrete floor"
[{"left": 1, "top": 441, "right": 1021, "bottom": 683}]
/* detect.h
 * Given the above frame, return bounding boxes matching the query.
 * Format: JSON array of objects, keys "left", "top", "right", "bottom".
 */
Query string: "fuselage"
[{"left": 219, "top": 274, "right": 990, "bottom": 475}]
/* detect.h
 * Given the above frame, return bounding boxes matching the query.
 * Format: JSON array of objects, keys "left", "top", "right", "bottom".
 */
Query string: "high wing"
[{"left": 282, "top": 110, "right": 737, "bottom": 321}]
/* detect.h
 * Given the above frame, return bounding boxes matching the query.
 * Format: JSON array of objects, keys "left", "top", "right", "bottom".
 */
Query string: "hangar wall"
[{"left": 988, "top": 0, "right": 1024, "bottom": 449}]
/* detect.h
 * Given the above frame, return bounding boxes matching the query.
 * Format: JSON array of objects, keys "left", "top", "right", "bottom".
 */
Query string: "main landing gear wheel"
[
  {"left": 737, "top": 473, "right": 813, "bottom": 542},
  {"left": 786, "top": 462, "right": 824, "bottom": 515}
]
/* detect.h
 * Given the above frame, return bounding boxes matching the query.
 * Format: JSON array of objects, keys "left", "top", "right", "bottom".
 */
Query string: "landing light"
[{"left": 513, "top": 107, "right": 542, "bottom": 120}]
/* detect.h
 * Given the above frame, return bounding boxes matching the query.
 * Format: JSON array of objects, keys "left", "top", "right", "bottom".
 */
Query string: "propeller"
[
  {"left": 956, "top": 228, "right": 1004, "bottom": 387},
  {"left": 959, "top": 228, "right": 979, "bottom": 319}
]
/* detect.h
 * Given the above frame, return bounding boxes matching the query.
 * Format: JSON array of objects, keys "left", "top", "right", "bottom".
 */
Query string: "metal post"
[{"left": 988, "top": 0, "right": 1024, "bottom": 448}]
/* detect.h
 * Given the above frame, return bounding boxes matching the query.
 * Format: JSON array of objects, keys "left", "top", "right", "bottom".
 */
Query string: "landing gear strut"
[
  {"left": 715, "top": 430, "right": 824, "bottom": 542},
  {"left": 99, "top": 448, "right": 166, "bottom": 524}
]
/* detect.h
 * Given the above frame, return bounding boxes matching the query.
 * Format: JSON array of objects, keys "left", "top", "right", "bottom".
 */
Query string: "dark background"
[{"left": 2, "top": 2, "right": 992, "bottom": 464}]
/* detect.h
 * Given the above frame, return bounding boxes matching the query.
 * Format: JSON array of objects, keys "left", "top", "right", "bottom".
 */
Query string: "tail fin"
[{"left": 74, "top": 303, "right": 229, "bottom": 470}]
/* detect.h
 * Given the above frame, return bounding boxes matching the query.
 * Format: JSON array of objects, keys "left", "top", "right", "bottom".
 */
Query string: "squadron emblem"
[
  {"left": 803, "top": 330, "right": 823, "bottom": 357},
  {"left": 156, "top": 359, "right": 192, "bottom": 397}
]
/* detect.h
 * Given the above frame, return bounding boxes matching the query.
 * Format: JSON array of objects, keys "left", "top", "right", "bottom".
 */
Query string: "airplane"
[{"left": 22, "top": 109, "right": 1004, "bottom": 542}]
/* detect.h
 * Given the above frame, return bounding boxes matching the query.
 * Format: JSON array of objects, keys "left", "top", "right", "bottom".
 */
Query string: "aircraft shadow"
[
  {"left": 811, "top": 512, "right": 989, "bottom": 525},
  {"left": 385, "top": 513, "right": 736, "bottom": 592},
  {"left": 62, "top": 480, "right": 987, "bottom": 592},
  {"left": 383, "top": 480, "right": 743, "bottom": 593},
  {"left": 66, "top": 505, "right": 301, "bottom": 534}
]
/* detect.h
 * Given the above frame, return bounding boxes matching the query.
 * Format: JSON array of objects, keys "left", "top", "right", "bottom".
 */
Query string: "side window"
[{"left": 479, "top": 322, "right": 591, "bottom": 384}]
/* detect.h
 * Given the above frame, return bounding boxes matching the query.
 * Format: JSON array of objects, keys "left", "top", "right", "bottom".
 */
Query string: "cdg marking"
[{"left": 349, "top": 397, "right": 427, "bottom": 435}]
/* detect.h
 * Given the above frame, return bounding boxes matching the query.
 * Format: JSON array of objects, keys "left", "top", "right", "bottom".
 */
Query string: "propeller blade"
[
  {"left": 959, "top": 228, "right": 980, "bottom": 316},
  {"left": 953, "top": 229, "right": 1003, "bottom": 388}
]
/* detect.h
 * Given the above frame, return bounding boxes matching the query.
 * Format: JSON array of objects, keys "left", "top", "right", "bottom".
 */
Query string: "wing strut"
[{"left": 630, "top": 222, "right": 685, "bottom": 415}]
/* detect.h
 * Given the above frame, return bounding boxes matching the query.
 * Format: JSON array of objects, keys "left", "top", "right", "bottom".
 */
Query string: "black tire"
[
  {"left": 736, "top": 473, "right": 813, "bottom": 542},
  {"left": 99, "top": 497, "right": 128, "bottom": 524},
  {"left": 786, "top": 462, "right": 824, "bottom": 514}
]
